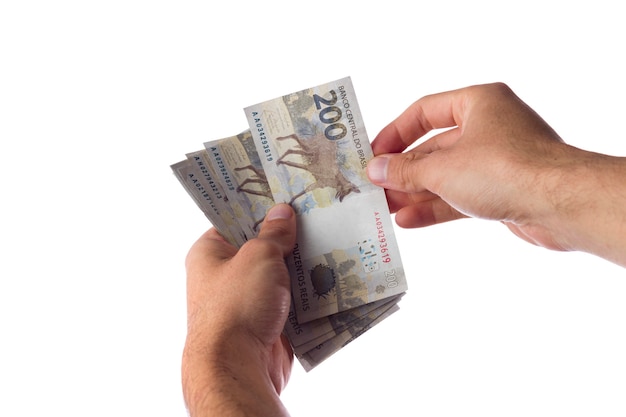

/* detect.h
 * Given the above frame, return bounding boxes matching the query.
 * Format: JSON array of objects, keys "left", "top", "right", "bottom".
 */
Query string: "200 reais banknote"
[
  {"left": 244, "top": 76, "right": 407, "bottom": 324},
  {"left": 171, "top": 76, "right": 408, "bottom": 370}
]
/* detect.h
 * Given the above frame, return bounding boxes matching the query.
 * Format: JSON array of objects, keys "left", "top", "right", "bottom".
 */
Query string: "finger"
[
  {"left": 371, "top": 87, "right": 468, "bottom": 155},
  {"left": 236, "top": 204, "right": 296, "bottom": 334},
  {"left": 395, "top": 199, "right": 467, "bottom": 228},
  {"left": 185, "top": 228, "right": 238, "bottom": 274},
  {"left": 184, "top": 228, "right": 240, "bottom": 317},
  {"left": 368, "top": 151, "right": 441, "bottom": 194},
  {"left": 255, "top": 203, "right": 297, "bottom": 257},
  {"left": 413, "top": 126, "right": 462, "bottom": 154},
  {"left": 383, "top": 188, "right": 440, "bottom": 213}
]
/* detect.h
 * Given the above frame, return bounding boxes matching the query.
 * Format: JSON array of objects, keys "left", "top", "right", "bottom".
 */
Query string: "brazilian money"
[{"left": 171, "top": 77, "right": 407, "bottom": 370}]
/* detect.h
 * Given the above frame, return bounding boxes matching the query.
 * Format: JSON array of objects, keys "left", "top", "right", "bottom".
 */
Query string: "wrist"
[{"left": 182, "top": 329, "right": 289, "bottom": 417}]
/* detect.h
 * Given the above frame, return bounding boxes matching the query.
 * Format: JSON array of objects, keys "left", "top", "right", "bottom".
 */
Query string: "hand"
[
  {"left": 367, "top": 82, "right": 626, "bottom": 266},
  {"left": 182, "top": 203, "right": 296, "bottom": 417}
]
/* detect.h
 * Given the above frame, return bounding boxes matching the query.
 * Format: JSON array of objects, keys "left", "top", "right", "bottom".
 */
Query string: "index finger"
[
  {"left": 371, "top": 86, "right": 470, "bottom": 155},
  {"left": 185, "top": 228, "right": 238, "bottom": 275}
]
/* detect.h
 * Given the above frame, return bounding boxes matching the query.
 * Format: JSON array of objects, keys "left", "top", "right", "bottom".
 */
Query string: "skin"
[
  {"left": 182, "top": 203, "right": 296, "bottom": 417},
  {"left": 367, "top": 82, "right": 626, "bottom": 267},
  {"left": 181, "top": 82, "right": 626, "bottom": 416}
]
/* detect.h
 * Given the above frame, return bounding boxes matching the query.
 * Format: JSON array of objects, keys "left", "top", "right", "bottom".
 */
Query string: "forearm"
[
  {"left": 545, "top": 147, "right": 626, "bottom": 267},
  {"left": 182, "top": 334, "right": 290, "bottom": 417}
]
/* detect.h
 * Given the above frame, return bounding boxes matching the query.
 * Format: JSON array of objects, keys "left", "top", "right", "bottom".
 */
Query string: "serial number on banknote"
[
  {"left": 358, "top": 211, "right": 397, "bottom": 272},
  {"left": 357, "top": 236, "right": 401, "bottom": 290},
  {"left": 374, "top": 211, "right": 393, "bottom": 264}
]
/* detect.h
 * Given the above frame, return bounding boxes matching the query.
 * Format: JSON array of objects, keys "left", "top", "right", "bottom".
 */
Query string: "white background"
[{"left": 1, "top": 1, "right": 625, "bottom": 416}]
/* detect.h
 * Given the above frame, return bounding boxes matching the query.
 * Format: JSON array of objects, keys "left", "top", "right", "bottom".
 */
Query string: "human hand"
[
  {"left": 182, "top": 203, "right": 296, "bottom": 417},
  {"left": 367, "top": 83, "right": 626, "bottom": 265}
]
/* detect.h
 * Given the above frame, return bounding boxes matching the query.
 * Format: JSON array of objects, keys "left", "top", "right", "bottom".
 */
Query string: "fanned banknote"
[
  {"left": 202, "top": 139, "right": 258, "bottom": 241},
  {"left": 284, "top": 296, "right": 395, "bottom": 348},
  {"left": 171, "top": 158, "right": 243, "bottom": 246},
  {"left": 244, "top": 76, "right": 407, "bottom": 324},
  {"left": 297, "top": 301, "right": 401, "bottom": 372},
  {"left": 170, "top": 77, "right": 408, "bottom": 371},
  {"left": 291, "top": 295, "right": 403, "bottom": 354},
  {"left": 207, "top": 130, "right": 275, "bottom": 234}
]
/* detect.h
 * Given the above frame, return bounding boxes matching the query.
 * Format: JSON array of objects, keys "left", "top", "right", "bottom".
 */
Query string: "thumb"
[
  {"left": 367, "top": 152, "right": 436, "bottom": 193},
  {"left": 256, "top": 203, "right": 297, "bottom": 257}
]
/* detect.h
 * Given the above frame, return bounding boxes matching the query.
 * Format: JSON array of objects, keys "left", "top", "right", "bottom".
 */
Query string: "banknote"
[
  {"left": 209, "top": 130, "right": 275, "bottom": 234},
  {"left": 244, "top": 76, "right": 407, "bottom": 323},
  {"left": 296, "top": 301, "right": 401, "bottom": 372},
  {"left": 170, "top": 158, "right": 241, "bottom": 246},
  {"left": 185, "top": 149, "right": 254, "bottom": 246},
  {"left": 202, "top": 138, "right": 259, "bottom": 241},
  {"left": 171, "top": 77, "right": 408, "bottom": 371},
  {"left": 284, "top": 294, "right": 402, "bottom": 349},
  {"left": 290, "top": 295, "right": 402, "bottom": 354}
]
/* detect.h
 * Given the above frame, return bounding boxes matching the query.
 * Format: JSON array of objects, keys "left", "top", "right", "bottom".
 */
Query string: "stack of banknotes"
[{"left": 171, "top": 77, "right": 408, "bottom": 371}]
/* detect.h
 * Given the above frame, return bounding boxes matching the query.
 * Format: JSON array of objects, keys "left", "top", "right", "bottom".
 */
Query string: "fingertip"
[
  {"left": 367, "top": 155, "right": 389, "bottom": 185},
  {"left": 371, "top": 122, "right": 409, "bottom": 155},
  {"left": 265, "top": 203, "right": 294, "bottom": 221},
  {"left": 370, "top": 135, "right": 384, "bottom": 156},
  {"left": 257, "top": 203, "right": 297, "bottom": 255},
  {"left": 395, "top": 201, "right": 467, "bottom": 228}
]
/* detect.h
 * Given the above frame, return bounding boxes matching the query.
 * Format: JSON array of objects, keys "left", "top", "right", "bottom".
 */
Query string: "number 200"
[
  {"left": 313, "top": 90, "right": 347, "bottom": 141},
  {"left": 385, "top": 269, "right": 399, "bottom": 288}
]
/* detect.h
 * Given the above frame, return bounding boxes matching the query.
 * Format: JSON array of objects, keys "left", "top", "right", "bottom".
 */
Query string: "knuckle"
[{"left": 393, "top": 153, "right": 422, "bottom": 190}]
